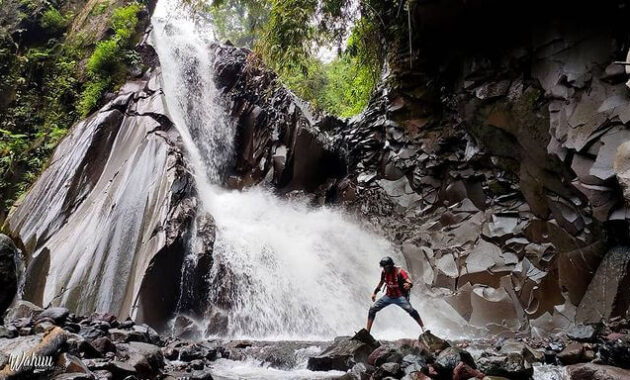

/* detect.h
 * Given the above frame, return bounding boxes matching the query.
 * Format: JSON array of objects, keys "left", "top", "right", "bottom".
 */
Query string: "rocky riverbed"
[{"left": 1, "top": 302, "right": 630, "bottom": 379}]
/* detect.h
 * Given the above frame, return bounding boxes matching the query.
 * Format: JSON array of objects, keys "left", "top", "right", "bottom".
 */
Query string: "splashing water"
[{"left": 151, "top": 0, "right": 459, "bottom": 341}]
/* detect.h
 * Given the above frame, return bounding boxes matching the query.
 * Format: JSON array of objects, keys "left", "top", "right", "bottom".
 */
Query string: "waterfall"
[{"left": 151, "top": 0, "right": 446, "bottom": 340}]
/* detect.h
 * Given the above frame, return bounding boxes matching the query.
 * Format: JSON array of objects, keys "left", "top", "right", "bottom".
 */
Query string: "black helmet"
[{"left": 379, "top": 256, "right": 394, "bottom": 267}]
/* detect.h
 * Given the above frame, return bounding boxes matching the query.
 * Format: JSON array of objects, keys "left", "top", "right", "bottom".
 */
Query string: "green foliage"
[
  {"left": 209, "top": 0, "right": 268, "bottom": 48},
  {"left": 111, "top": 3, "right": 142, "bottom": 40},
  {"left": 209, "top": 0, "right": 381, "bottom": 118},
  {"left": 1, "top": 0, "right": 146, "bottom": 211},
  {"left": 40, "top": 8, "right": 71, "bottom": 32},
  {"left": 80, "top": 2, "right": 143, "bottom": 116},
  {"left": 87, "top": 38, "right": 121, "bottom": 74},
  {"left": 77, "top": 76, "right": 110, "bottom": 117},
  {"left": 91, "top": 1, "right": 110, "bottom": 16}
]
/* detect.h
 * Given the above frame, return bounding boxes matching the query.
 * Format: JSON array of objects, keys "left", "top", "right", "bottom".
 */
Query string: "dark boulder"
[
  {"left": 567, "top": 324, "right": 601, "bottom": 342},
  {"left": 419, "top": 330, "right": 450, "bottom": 353},
  {"left": 557, "top": 342, "right": 586, "bottom": 365},
  {"left": 36, "top": 307, "right": 70, "bottom": 325},
  {"left": 0, "top": 234, "right": 18, "bottom": 319},
  {"left": 307, "top": 329, "right": 380, "bottom": 371},
  {"left": 476, "top": 352, "right": 533, "bottom": 379},
  {"left": 564, "top": 363, "right": 630, "bottom": 380},
  {"left": 434, "top": 347, "right": 476, "bottom": 377},
  {"left": 599, "top": 334, "right": 630, "bottom": 369}
]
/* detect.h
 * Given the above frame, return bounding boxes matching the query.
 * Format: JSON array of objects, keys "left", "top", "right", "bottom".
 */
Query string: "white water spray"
[{"left": 151, "top": 0, "right": 449, "bottom": 341}]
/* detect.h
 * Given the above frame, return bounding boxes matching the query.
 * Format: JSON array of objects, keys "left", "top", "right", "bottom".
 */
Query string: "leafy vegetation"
[
  {"left": 207, "top": 0, "right": 383, "bottom": 119},
  {"left": 79, "top": 2, "right": 143, "bottom": 116},
  {"left": 0, "top": 0, "right": 146, "bottom": 214},
  {"left": 40, "top": 8, "right": 72, "bottom": 32}
]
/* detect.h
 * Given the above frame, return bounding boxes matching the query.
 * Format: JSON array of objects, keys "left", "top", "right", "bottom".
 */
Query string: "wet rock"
[
  {"left": 576, "top": 246, "right": 630, "bottom": 323},
  {"left": 557, "top": 342, "right": 585, "bottom": 365},
  {"left": 434, "top": 347, "right": 477, "bottom": 375},
  {"left": 567, "top": 324, "right": 600, "bottom": 342},
  {"left": 37, "top": 307, "right": 70, "bottom": 325},
  {"left": 476, "top": 353, "right": 533, "bottom": 379},
  {"left": 6, "top": 69, "right": 198, "bottom": 324},
  {"left": 307, "top": 329, "right": 380, "bottom": 371},
  {"left": 0, "top": 234, "right": 18, "bottom": 319},
  {"left": 373, "top": 362, "right": 402, "bottom": 379},
  {"left": 163, "top": 370, "right": 214, "bottom": 380},
  {"left": 172, "top": 315, "right": 201, "bottom": 340},
  {"left": 0, "top": 326, "right": 70, "bottom": 378},
  {"left": 3, "top": 301, "right": 42, "bottom": 324},
  {"left": 418, "top": 330, "right": 450, "bottom": 353},
  {"left": 599, "top": 334, "right": 630, "bottom": 369},
  {"left": 120, "top": 341, "right": 164, "bottom": 377},
  {"left": 91, "top": 337, "right": 116, "bottom": 356},
  {"left": 497, "top": 339, "right": 543, "bottom": 364},
  {"left": 56, "top": 353, "right": 92, "bottom": 374},
  {"left": 367, "top": 346, "right": 404, "bottom": 366},
  {"left": 564, "top": 363, "right": 630, "bottom": 380},
  {"left": 0, "top": 326, "right": 18, "bottom": 339}
]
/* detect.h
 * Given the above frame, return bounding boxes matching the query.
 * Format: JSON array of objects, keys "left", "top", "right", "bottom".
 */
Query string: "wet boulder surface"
[
  {"left": 3, "top": 65, "right": 214, "bottom": 330},
  {"left": 0, "top": 234, "right": 18, "bottom": 320}
]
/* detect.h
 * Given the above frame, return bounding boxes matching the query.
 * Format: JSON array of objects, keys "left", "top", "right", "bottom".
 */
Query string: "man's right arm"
[{"left": 371, "top": 280, "right": 384, "bottom": 302}]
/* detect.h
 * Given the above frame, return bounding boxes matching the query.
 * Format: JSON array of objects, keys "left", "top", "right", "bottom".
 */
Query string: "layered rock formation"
[
  {"left": 212, "top": 44, "right": 346, "bottom": 199},
  {"left": 2, "top": 64, "right": 207, "bottom": 329},
  {"left": 325, "top": 1, "right": 630, "bottom": 332}
]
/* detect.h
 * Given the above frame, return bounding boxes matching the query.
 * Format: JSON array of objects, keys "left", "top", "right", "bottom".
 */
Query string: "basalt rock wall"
[
  {"left": 333, "top": 1, "right": 630, "bottom": 332},
  {"left": 211, "top": 2, "right": 630, "bottom": 333},
  {"left": 212, "top": 44, "right": 347, "bottom": 200}
]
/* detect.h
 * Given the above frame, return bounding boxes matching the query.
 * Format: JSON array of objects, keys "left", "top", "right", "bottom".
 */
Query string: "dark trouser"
[{"left": 368, "top": 295, "right": 421, "bottom": 321}]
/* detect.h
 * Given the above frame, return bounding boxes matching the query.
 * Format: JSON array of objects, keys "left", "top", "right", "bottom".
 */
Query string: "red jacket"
[{"left": 381, "top": 266, "right": 411, "bottom": 298}]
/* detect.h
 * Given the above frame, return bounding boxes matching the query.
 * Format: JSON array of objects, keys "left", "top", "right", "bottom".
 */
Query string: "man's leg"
[
  {"left": 394, "top": 297, "right": 425, "bottom": 332},
  {"left": 366, "top": 296, "right": 392, "bottom": 333}
]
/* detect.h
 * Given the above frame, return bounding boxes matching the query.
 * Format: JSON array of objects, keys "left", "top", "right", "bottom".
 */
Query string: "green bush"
[
  {"left": 111, "top": 3, "right": 142, "bottom": 41},
  {"left": 77, "top": 76, "right": 110, "bottom": 117},
  {"left": 86, "top": 38, "right": 121, "bottom": 74},
  {"left": 40, "top": 8, "right": 70, "bottom": 32}
]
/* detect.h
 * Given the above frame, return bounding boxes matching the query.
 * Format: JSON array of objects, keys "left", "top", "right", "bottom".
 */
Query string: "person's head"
[{"left": 379, "top": 256, "right": 395, "bottom": 272}]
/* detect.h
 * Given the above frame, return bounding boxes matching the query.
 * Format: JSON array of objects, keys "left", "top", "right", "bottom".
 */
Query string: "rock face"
[
  {"left": 212, "top": 44, "right": 346, "bottom": 199},
  {"left": 319, "top": 2, "right": 630, "bottom": 331},
  {"left": 0, "top": 234, "right": 18, "bottom": 319},
  {"left": 4, "top": 66, "right": 208, "bottom": 329}
]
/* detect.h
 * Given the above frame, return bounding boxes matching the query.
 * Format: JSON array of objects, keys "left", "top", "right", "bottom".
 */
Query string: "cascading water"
[{"left": 151, "top": 0, "right": 450, "bottom": 341}]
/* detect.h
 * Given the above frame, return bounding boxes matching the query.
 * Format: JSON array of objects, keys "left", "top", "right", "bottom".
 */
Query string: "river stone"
[
  {"left": 564, "top": 363, "right": 630, "bottom": 380},
  {"left": 4, "top": 300, "right": 43, "bottom": 324},
  {"left": 434, "top": 347, "right": 476, "bottom": 374},
  {"left": 567, "top": 324, "right": 600, "bottom": 342},
  {"left": 598, "top": 334, "right": 630, "bottom": 368},
  {"left": 307, "top": 329, "right": 380, "bottom": 371},
  {"left": 557, "top": 342, "right": 585, "bottom": 365},
  {"left": 37, "top": 307, "right": 70, "bottom": 324},
  {"left": 418, "top": 330, "right": 450, "bottom": 353},
  {"left": 374, "top": 362, "right": 402, "bottom": 378},
  {"left": 0, "top": 234, "right": 19, "bottom": 319},
  {"left": 56, "top": 353, "right": 91, "bottom": 374},
  {"left": 120, "top": 341, "right": 164, "bottom": 377},
  {"left": 476, "top": 353, "right": 533, "bottom": 379}
]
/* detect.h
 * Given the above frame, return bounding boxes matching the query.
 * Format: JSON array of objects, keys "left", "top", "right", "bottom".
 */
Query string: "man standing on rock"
[{"left": 366, "top": 256, "right": 425, "bottom": 333}]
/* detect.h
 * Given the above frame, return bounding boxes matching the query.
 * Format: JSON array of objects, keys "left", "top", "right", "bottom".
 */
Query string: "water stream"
[{"left": 151, "top": 0, "right": 444, "bottom": 342}]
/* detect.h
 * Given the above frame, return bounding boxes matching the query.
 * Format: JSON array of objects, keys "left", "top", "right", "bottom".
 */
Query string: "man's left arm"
[{"left": 401, "top": 269, "right": 413, "bottom": 290}]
